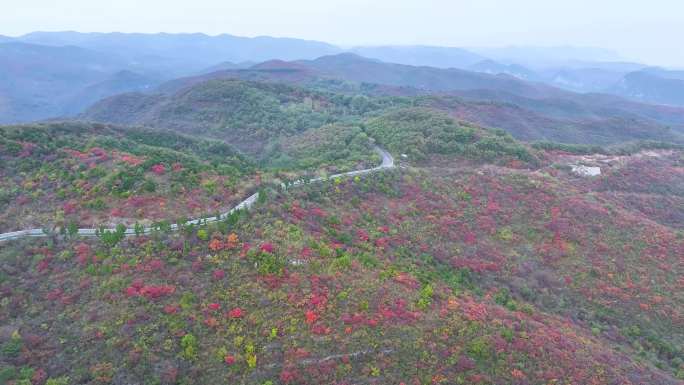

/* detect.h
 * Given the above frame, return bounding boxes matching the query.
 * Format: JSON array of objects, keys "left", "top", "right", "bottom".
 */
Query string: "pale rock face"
[{"left": 571, "top": 164, "right": 601, "bottom": 177}]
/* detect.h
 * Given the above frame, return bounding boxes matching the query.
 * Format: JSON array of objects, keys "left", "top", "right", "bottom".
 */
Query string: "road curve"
[{"left": 0, "top": 146, "right": 394, "bottom": 243}]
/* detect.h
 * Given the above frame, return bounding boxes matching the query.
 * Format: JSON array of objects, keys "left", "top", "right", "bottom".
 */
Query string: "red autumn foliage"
[
  {"left": 300, "top": 247, "right": 312, "bottom": 259},
  {"left": 75, "top": 243, "right": 93, "bottom": 266},
  {"left": 259, "top": 272, "right": 290, "bottom": 289},
  {"left": 63, "top": 201, "right": 78, "bottom": 215},
  {"left": 137, "top": 258, "right": 164, "bottom": 273},
  {"left": 511, "top": 369, "right": 525, "bottom": 379},
  {"left": 378, "top": 299, "right": 420, "bottom": 324},
  {"left": 150, "top": 163, "right": 166, "bottom": 175},
  {"left": 451, "top": 257, "right": 500, "bottom": 273},
  {"left": 240, "top": 242, "right": 252, "bottom": 257},
  {"left": 228, "top": 307, "right": 244, "bottom": 319},
  {"left": 18, "top": 142, "right": 37, "bottom": 157},
  {"left": 160, "top": 366, "right": 178, "bottom": 384},
  {"left": 305, "top": 310, "right": 318, "bottom": 324},
  {"left": 209, "top": 238, "right": 223, "bottom": 252},
  {"left": 279, "top": 368, "right": 301, "bottom": 384},
  {"left": 46, "top": 288, "right": 63, "bottom": 301},
  {"left": 394, "top": 272, "right": 420, "bottom": 289},
  {"left": 486, "top": 195, "right": 500, "bottom": 213},
  {"left": 311, "top": 323, "right": 331, "bottom": 335},
  {"left": 291, "top": 208, "right": 307, "bottom": 222},
  {"left": 163, "top": 304, "right": 179, "bottom": 314},
  {"left": 31, "top": 368, "right": 48, "bottom": 385},
  {"left": 341, "top": 312, "right": 368, "bottom": 325},
  {"left": 260, "top": 243, "right": 274, "bottom": 253},
  {"left": 462, "top": 298, "right": 488, "bottom": 322},
  {"left": 456, "top": 355, "right": 476, "bottom": 372},
  {"left": 212, "top": 269, "right": 225, "bottom": 280},
  {"left": 226, "top": 233, "right": 240, "bottom": 248},
  {"left": 120, "top": 154, "right": 144, "bottom": 166},
  {"left": 204, "top": 316, "right": 219, "bottom": 328},
  {"left": 16, "top": 195, "right": 31, "bottom": 205},
  {"left": 308, "top": 276, "right": 329, "bottom": 310},
  {"left": 191, "top": 258, "right": 204, "bottom": 272},
  {"left": 309, "top": 207, "right": 327, "bottom": 218},
  {"left": 36, "top": 258, "right": 51, "bottom": 273},
  {"left": 90, "top": 147, "right": 108, "bottom": 161},
  {"left": 375, "top": 237, "right": 390, "bottom": 248},
  {"left": 125, "top": 283, "right": 176, "bottom": 300}
]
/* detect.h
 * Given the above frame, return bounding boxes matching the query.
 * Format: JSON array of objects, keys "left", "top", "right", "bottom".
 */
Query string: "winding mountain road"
[{"left": 0, "top": 146, "right": 394, "bottom": 243}]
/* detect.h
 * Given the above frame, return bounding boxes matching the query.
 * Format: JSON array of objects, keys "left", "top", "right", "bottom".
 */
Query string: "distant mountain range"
[
  {"left": 0, "top": 42, "right": 151, "bottom": 123},
  {"left": 610, "top": 70, "right": 684, "bottom": 106},
  {"left": 5, "top": 32, "right": 626, "bottom": 74},
  {"left": 1, "top": 31, "right": 684, "bottom": 129},
  {"left": 349, "top": 45, "right": 486, "bottom": 68},
  {"left": 642, "top": 67, "right": 684, "bottom": 80},
  {"left": 15, "top": 31, "right": 340, "bottom": 75},
  {"left": 469, "top": 45, "right": 624, "bottom": 67},
  {"left": 467, "top": 60, "right": 539, "bottom": 81},
  {"left": 466, "top": 60, "right": 684, "bottom": 108},
  {"left": 154, "top": 53, "right": 684, "bottom": 125}
]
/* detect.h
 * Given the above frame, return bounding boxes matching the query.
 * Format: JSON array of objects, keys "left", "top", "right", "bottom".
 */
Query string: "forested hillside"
[
  {"left": 365, "top": 108, "right": 534, "bottom": 163},
  {"left": 1, "top": 147, "right": 682, "bottom": 384},
  {"left": 83, "top": 79, "right": 404, "bottom": 155}
]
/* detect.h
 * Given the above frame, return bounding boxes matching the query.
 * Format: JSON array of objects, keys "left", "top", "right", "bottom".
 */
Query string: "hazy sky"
[{"left": 3, "top": 0, "right": 684, "bottom": 67}]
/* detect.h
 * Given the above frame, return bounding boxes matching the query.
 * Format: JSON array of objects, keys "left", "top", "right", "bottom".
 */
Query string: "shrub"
[
  {"left": 46, "top": 376, "right": 70, "bottom": 385},
  {"left": 250, "top": 250, "right": 285, "bottom": 275},
  {"left": 0, "top": 366, "right": 17, "bottom": 383},
  {"left": 85, "top": 198, "right": 106, "bottom": 211},
  {"left": 417, "top": 284, "right": 434, "bottom": 310},
  {"left": 180, "top": 334, "right": 198, "bottom": 360},
  {"left": 142, "top": 179, "right": 157, "bottom": 193},
  {"left": 197, "top": 229, "right": 209, "bottom": 241},
  {"left": 1, "top": 331, "right": 22, "bottom": 358},
  {"left": 467, "top": 337, "right": 492, "bottom": 362},
  {"left": 134, "top": 223, "right": 145, "bottom": 237},
  {"left": 97, "top": 224, "right": 127, "bottom": 247}
]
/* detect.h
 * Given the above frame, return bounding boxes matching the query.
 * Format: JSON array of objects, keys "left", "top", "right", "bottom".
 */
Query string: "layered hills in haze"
[
  {"left": 83, "top": 53, "right": 684, "bottom": 146},
  {"left": 2, "top": 31, "right": 684, "bottom": 124}
]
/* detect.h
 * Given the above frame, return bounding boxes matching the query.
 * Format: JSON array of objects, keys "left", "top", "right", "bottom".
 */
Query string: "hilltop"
[
  {"left": 0, "top": 122, "right": 256, "bottom": 232},
  {"left": 82, "top": 79, "right": 391, "bottom": 155}
]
